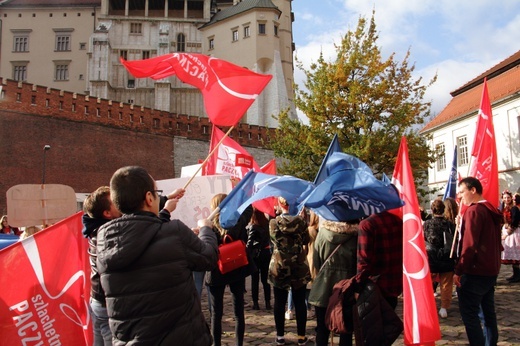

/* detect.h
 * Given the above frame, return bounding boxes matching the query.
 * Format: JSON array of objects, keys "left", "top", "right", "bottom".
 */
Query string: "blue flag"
[
  {"left": 219, "top": 171, "right": 315, "bottom": 228},
  {"left": 443, "top": 145, "right": 458, "bottom": 201},
  {"left": 300, "top": 154, "right": 404, "bottom": 221},
  {"left": 314, "top": 134, "right": 342, "bottom": 185}
]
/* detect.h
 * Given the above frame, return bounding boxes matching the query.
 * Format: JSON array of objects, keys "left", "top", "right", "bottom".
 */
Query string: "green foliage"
[{"left": 270, "top": 12, "right": 436, "bottom": 197}]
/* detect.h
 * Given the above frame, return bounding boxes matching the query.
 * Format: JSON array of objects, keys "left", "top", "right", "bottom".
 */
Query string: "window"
[
  {"left": 208, "top": 38, "right": 214, "bottom": 50},
  {"left": 232, "top": 29, "right": 238, "bottom": 42},
  {"left": 14, "top": 36, "right": 29, "bottom": 52},
  {"left": 436, "top": 143, "right": 446, "bottom": 171},
  {"left": 55, "top": 63, "right": 69, "bottom": 81},
  {"left": 258, "top": 23, "right": 266, "bottom": 34},
  {"left": 55, "top": 35, "right": 71, "bottom": 51},
  {"left": 120, "top": 50, "right": 128, "bottom": 60},
  {"left": 202, "top": 125, "right": 208, "bottom": 134},
  {"left": 457, "top": 136, "right": 469, "bottom": 166},
  {"left": 244, "top": 26, "right": 250, "bottom": 38},
  {"left": 13, "top": 64, "right": 27, "bottom": 81},
  {"left": 177, "top": 33, "right": 185, "bottom": 52},
  {"left": 274, "top": 25, "right": 279, "bottom": 36},
  {"left": 153, "top": 118, "right": 160, "bottom": 128},
  {"left": 129, "top": 114, "right": 133, "bottom": 122},
  {"left": 142, "top": 50, "right": 150, "bottom": 59},
  {"left": 130, "top": 23, "right": 142, "bottom": 34},
  {"left": 79, "top": 42, "right": 86, "bottom": 50}
]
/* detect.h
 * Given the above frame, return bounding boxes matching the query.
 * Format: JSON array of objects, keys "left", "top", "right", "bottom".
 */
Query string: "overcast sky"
[{"left": 291, "top": 0, "right": 520, "bottom": 120}]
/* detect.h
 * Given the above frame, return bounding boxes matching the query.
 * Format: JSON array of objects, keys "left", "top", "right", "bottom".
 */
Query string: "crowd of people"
[{"left": 57, "top": 165, "right": 519, "bottom": 346}]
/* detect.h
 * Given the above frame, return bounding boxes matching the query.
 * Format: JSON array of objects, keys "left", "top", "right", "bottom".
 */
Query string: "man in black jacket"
[{"left": 97, "top": 166, "right": 219, "bottom": 345}]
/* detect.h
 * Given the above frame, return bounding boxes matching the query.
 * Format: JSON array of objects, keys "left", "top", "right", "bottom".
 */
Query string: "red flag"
[
  {"left": 257, "top": 159, "right": 278, "bottom": 217},
  {"left": 203, "top": 125, "right": 261, "bottom": 179},
  {"left": 392, "top": 137, "right": 441, "bottom": 345},
  {"left": 0, "top": 212, "right": 92, "bottom": 346},
  {"left": 469, "top": 78, "right": 499, "bottom": 207},
  {"left": 121, "top": 53, "right": 272, "bottom": 126}
]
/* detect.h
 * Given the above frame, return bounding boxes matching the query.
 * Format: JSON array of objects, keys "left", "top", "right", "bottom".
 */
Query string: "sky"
[{"left": 291, "top": 0, "right": 520, "bottom": 120}]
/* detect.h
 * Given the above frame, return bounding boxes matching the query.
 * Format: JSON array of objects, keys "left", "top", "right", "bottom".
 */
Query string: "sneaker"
[
  {"left": 433, "top": 292, "right": 440, "bottom": 297},
  {"left": 284, "top": 310, "right": 293, "bottom": 320},
  {"left": 297, "top": 337, "right": 309, "bottom": 345},
  {"left": 275, "top": 337, "right": 285, "bottom": 345},
  {"left": 439, "top": 308, "right": 448, "bottom": 318}
]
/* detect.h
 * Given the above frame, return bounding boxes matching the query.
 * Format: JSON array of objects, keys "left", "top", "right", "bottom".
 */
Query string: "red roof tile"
[{"left": 421, "top": 51, "right": 520, "bottom": 133}]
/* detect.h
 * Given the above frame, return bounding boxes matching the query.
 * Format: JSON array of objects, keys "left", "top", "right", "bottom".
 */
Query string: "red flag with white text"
[
  {"left": 469, "top": 78, "right": 499, "bottom": 207},
  {"left": 121, "top": 53, "right": 272, "bottom": 127},
  {"left": 0, "top": 212, "right": 92, "bottom": 346},
  {"left": 203, "top": 125, "right": 261, "bottom": 179},
  {"left": 392, "top": 137, "right": 441, "bottom": 345}
]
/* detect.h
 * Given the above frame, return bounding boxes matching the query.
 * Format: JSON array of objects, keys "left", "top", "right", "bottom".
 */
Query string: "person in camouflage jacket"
[{"left": 269, "top": 197, "right": 311, "bottom": 346}]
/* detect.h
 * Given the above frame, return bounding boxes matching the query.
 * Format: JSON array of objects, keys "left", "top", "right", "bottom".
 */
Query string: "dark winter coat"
[
  {"left": 455, "top": 201, "right": 503, "bottom": 277},
  {"left": 423, "top": 216, "right": 456, "bottom": 273},
  {"left": 268, "top": 213, "right": 311, "bottom": 290},
  {"left": 97, "top": 211, "right": 218, "bottom": 346}
]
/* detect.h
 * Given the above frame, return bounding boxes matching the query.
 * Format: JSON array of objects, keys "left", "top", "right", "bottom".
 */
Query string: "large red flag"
[
  {"left": 258, "top": 159, "right": 278, "bottom": 218},
  {"left": 203, "top": 125, "right": 261, "bottom": 179},
  {"left": 0, "top": 212, "right": 92, "bottom": 345},
  {"left": 121, "top": 53, "right": 272, "bottom": 126},
  {"left": 469, "top": 78, "right": 499, "bottom": 207},
  {"left": 392, "top": 137, "right": 441, "bottom": 345}
]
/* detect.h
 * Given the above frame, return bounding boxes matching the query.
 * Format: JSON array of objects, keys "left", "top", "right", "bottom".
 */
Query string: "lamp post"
[{"left": 42, "top": 145, "right": 51, "bottom": 184}]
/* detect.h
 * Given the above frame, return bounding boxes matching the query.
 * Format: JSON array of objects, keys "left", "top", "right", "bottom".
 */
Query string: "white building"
[{"left": 421, "top": 50, "right": 520, "bottom": 202}]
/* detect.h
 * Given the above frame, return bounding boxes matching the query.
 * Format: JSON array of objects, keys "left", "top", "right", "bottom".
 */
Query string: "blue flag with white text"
[{"left": 300, "top": 154, "right": 404, "bottom": 221}]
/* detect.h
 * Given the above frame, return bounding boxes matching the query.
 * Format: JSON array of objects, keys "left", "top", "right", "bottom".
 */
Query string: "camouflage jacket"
[{"left": 268, "top": 214, "right": 311, "bottom": 290}]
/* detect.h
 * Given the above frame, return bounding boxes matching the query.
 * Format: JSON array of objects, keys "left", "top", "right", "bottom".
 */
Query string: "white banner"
[{"left": 156, "top": 175, "right": 232, "bottom": 229}]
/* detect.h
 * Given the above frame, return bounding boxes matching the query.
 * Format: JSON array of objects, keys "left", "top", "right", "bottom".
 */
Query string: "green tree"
[{"left": 271, "top": 12, "right": 436, "bottom": 192}]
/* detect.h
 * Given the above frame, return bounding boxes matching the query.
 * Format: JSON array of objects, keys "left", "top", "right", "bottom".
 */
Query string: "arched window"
[{"left": 177, "top": 33, "right": 186, "bottom": 52}]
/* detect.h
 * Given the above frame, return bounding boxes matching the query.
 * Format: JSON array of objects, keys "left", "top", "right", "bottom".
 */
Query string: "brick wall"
[{"left": 0, "top": 78, "right": 276, "bottom": 215}]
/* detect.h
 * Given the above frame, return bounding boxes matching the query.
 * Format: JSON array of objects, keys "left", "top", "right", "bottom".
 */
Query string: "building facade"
[
  {"left": 0, "top": 0, "right": 296, "bottom": 128},
  {"left": 88, "top": 0, "right": 295, "bottom": 127},
  {"left": 0, "top": 0, "right": 101, "bottom": 94},
  {"left": 421, "top": 50, "right": 520, "bottom": 203}
]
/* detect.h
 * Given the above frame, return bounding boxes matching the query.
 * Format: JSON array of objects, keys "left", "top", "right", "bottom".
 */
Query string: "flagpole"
[{"left": 183, "top": 126, "right": 235, "bottom": 190}]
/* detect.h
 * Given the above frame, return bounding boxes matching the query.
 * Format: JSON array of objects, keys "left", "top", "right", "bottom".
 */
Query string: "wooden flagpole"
[{"left": 182, "top": 125, "right": 235, "bottom": 190}]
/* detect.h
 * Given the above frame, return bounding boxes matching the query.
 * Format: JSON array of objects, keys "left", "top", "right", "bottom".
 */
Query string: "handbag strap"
[{"left": 319, "top": 243, "right": 342, "bottom": 273}]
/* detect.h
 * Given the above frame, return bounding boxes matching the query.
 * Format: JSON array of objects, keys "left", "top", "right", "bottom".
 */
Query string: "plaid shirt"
[{"left": 356, "top": 211, "right": 403, "bottom": 298}]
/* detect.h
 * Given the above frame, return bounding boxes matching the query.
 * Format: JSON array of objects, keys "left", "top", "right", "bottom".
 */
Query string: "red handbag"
[{"left": 217, "top": 234, "right": 249, "bottom": 274}]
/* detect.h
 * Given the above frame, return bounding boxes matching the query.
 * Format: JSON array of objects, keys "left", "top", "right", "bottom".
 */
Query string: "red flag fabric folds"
[
  {"left": 203, "top": 125, "right": 260, "bottom": 179},
  {"left": 469, "top": 78, "right": 499, "bottom": 207},
  {"left": 0, "top": 212, "right": 92, "bottom": 346},
  {"left": 392, "top": 137, "right": 441, "bottom": 345},
  {"left": 121, "top": 53, "right": 272, "bottom": 127}
]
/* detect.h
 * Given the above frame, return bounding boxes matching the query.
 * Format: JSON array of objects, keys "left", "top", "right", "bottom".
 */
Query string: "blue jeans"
[
  {"left": 208, "top": 279, "right": 246, "bottom": 346},
  {"left": 90, "top": 298, "right": 112, "bottom": 346},
  {"left": 193, "top": 271, "right": 212, "bottom": 314},
  {"left": 457, "top": 274, "right": 498, "bottom": 346}
]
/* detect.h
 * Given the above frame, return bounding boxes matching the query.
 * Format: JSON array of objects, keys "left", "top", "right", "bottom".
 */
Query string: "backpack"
[{"left": 325, "top": 278, "right": 356, "bottom": 334}]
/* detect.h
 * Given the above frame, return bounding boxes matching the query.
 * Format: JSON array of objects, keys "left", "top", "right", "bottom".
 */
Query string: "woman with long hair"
[
  {"left": 205, "top": 193, "right": 254, "bottom": 346},
  {"left": 502, "top": 192, "right": 520, "bottom": 283}
]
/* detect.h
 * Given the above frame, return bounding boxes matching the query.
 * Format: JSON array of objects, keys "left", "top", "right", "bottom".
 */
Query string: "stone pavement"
[{"left": 200, "top": 267, "right": 520, "bottom": 345}]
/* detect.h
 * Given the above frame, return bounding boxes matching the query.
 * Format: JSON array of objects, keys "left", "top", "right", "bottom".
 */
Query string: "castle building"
[{"left": 0, "top": 0, "right": 296, "bottom": 128}]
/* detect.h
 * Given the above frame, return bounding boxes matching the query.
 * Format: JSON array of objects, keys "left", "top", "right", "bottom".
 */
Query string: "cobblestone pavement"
[{"left": 200, "top": 267, "right": 520, "bottom": 345}]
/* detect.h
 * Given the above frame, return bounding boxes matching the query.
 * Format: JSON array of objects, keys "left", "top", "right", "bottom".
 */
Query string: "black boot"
[
  {"left": 266, "top": 301, "right": 272, "bottom": 310},
  {"left": 252, "top": 302, "right": 260, "bottom": 310},
  {"left": 507, "top": 265, "right": 520, "bottom": 283}
]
